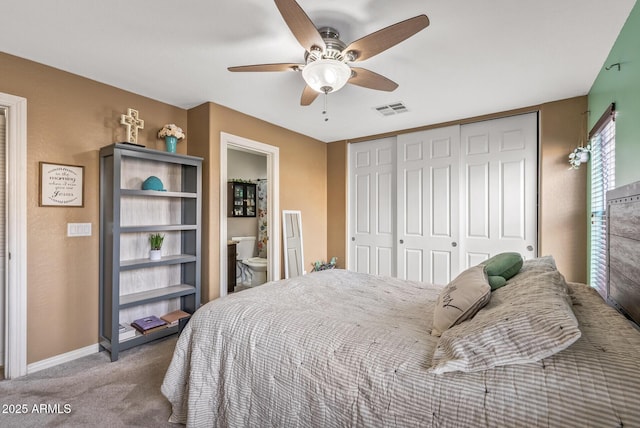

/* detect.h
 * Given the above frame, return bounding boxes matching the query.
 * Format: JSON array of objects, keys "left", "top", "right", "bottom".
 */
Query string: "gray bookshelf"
[{"left": 99, "top": 143, "right": 202, "bottom": 361}]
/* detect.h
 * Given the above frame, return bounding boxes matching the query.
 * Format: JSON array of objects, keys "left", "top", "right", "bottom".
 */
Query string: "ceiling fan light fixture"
[
  {"left": 228, "top": 1, "right": 430, "bottom": 106},
  {"left": 302, "top": 59, "right": 351, "bottom": 93}
]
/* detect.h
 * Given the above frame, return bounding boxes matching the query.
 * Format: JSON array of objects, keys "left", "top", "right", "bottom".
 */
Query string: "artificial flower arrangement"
[
  {"left": 311, "top": 257, "right": 337, "bottom": 272},
  {"left": 158, "top": 124, "right": 186, "bottom": 140},
  {"left": 568, "top": 145, "right": 590, "bottom": 170}
]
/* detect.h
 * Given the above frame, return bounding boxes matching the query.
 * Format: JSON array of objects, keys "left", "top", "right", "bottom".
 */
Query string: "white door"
[
  {"left": 459, "top": 113, "right": 538, "bottom": 268},
  {"left": 0, "top": 112, "right": 5, "bottom": 367},
  {"left": 397, "top": 125, "right": 460, "bottom": 285},
  {"left": 348, "top": 137, "right": 396, "bottom": 276}
]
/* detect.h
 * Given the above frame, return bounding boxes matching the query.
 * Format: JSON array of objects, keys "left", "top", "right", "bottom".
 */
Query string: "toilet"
[
  {"left": 243, "top": 257, "right": 268, "bottom": 286},
  {"left": 231, "top": 236, "right": 268, "bottom": 287}
]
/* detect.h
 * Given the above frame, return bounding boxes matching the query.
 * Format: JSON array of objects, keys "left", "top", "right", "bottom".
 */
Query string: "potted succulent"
[
  {"left": 149, "top": 233, "right": 165, "bottom": 261},
  {"left": 568, "top": 145, "right": 591, "bottom": 170}
]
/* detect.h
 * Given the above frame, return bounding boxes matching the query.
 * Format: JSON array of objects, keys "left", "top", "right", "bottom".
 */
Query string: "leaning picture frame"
[{"left": 39, "top": 162, "right": 85, "bottom": 207}]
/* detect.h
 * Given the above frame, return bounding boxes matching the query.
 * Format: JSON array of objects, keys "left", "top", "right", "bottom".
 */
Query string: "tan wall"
[
  {"left": 327, "top": 96, "right": 588, "bottom": 283},
  {"left": 327, "top": 141, "right": 348, "bottom": 268},
  {"left": 539, "top": 97, "right": 588, "bottom": 283},
  {"left": 0, "top": 52, "right": 188, "bottom": 363},
  {"left": 187, "top": 102, "right": 327, "bottom": 301},
  {"left": 185, "top": 104, "right": 213, "bottom": 303}
]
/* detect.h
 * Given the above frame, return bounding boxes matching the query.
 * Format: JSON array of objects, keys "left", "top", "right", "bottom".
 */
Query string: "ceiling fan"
[{"left": 228, "top": 0, "right": 430, "bottom": 106}]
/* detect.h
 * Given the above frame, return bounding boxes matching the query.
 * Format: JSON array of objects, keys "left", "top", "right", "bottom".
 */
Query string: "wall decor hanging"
[{"left": 39, "top": 162, "right": 84, "bottom": 207}]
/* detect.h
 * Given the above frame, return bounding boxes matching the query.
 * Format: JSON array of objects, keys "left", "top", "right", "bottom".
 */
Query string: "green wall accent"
[
  {"left": 587, "top": 0, "right": 639, "bottom": 284},
  {"left": 588, "top": 0, "right": 640, "bottom": 187}
]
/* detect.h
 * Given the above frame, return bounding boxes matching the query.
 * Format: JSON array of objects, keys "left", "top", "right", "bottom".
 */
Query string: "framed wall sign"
[{"left": 39, "top": 162, "right": 85, "bottom": 207}]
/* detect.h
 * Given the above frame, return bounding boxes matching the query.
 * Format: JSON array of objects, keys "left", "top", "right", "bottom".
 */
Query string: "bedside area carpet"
[{"left": 0, "top": 336, "right": 178, "bottom": 427}]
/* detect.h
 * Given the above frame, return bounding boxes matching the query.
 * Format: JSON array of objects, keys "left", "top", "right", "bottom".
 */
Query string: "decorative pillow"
[
  {"left": 431, "top": 265, "right": 491, "bottom": 337},
  {"left": 481, "top": 252, "right": 524, "bottom": 290},
  {"left": 505, "top": 254, "right": 557, "bottom": 282},
  {"left": 429, "top": 256, "right": 581, "bottom": 374}
]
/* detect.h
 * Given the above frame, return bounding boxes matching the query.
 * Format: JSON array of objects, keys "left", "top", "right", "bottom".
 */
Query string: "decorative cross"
[{"left": 120, "top": 108, "right": 145, "bottom": 144}]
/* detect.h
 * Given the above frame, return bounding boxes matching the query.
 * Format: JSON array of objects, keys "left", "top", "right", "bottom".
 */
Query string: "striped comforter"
[{"left": 161, "top": 269, "right": 640, "bottom": 427}]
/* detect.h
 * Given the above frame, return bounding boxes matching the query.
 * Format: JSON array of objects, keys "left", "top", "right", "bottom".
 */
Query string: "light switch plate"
[{"left": 67, "top": 223, "right": 92, "bottom": 237}]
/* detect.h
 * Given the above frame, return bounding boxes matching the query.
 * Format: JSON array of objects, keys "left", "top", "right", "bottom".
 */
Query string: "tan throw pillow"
[{"left": 431, "top": 265, "right": 491, "bottom": 337}]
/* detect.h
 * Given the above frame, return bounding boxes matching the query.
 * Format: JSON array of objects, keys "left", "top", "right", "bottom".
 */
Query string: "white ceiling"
[{"left": 1, "top": 0, "right": 636, "bottom": 142}]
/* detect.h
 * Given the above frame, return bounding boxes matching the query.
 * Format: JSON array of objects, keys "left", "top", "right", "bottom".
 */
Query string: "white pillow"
[
  {"left": 431, "top": 265, "right": 491, "bottom": 337},
  {"left": 429, "top": 257, "right": 581, "bottom": 374}
]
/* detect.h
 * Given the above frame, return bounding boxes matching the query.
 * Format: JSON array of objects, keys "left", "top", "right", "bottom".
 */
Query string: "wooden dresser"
[{"left": 228, "top": 241, "right": 237, "bottom": 293}]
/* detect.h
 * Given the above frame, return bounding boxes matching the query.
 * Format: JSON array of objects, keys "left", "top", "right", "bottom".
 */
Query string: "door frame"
[
  {"left": 1, "top": 92, "right": 28, "bottom": 379},
  {"left": 219, "top": 132, "right": 280, "bottom": 297}
]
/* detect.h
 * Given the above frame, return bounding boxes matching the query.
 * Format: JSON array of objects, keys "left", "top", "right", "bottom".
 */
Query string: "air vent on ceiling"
[{"left": 374, "top": 102, "right": 409, "bottom": 116}]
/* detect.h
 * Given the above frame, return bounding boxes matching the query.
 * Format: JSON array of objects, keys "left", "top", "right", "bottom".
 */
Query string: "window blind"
[{"left": 589, "top": 107, "right": 615, "bottom": 297}]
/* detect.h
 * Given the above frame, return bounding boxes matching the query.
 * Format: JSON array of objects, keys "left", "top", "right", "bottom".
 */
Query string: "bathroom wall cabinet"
[
  {"left": 228, "top": 181, "right": 256, "bottom": 217},
  {"left": 99, "top": 143, "right": 202, "bottom": 361}
]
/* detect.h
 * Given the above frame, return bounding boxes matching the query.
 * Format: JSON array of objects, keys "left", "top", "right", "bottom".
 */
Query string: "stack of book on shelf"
[
  {"left": 161, "top": 309, "right": 191, "bottom": 326},
  {"left": 131, "top": 315, "right": 167, "bottom": 335},
  {"left": 119, "top": 323, "right": 137, "bottom": 341}
]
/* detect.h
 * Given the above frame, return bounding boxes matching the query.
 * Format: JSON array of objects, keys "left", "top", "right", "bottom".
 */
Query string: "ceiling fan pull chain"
[{"left": 323, "top": 92, "right": 329, "bottom": 122}]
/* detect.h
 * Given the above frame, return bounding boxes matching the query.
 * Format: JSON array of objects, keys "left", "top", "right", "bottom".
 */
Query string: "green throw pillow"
[
  {"left": 481, "top": 252, "right": 523, "bottom": 290},
  {"left": 487, "top": 275, "right": 507, "bottom": 289}
]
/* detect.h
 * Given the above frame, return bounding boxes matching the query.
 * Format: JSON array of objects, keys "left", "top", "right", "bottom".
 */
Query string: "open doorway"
[
  {"left": 227, "top": 149, "right": 267, "bottom": 292},
  {"left": 219, "top": 132, "right": 280, "bottom": 298}
]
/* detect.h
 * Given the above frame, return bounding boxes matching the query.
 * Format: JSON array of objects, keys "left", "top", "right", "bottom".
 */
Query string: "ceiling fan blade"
[
  {"left": 275, "top": 0, "right": 326, "bottom": 52},
  {"left": 349, "top": 68, "right": 398, "bottom": 92},
  {"left": 228, "top": 63, "right": 302, "bottom": 72},
  {"left": 301, "top": 85, "right": 320, "bottom": 106},
  {"left": 342, "top": 15, "right": 429, "bottom": 62}
]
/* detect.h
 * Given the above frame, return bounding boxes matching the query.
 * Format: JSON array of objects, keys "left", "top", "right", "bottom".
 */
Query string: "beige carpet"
[{"left": 0, "top": 336, "right": 179, "bottom": 427}]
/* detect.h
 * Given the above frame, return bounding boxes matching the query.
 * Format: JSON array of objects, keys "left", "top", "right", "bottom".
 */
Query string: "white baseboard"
[{"left": 27, "top": 343, "right": 99, "bottom": 374}]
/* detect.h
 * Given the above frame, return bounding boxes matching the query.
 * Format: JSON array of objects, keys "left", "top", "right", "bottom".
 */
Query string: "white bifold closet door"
[
  {"left": 397, "top": 125, "right": 461, "bottom": 285},
  {"left": 459, "top": 113, "right": 538, "bottom": 269},
  {"left": 348, "top": 137, "right": 396, "bottom": 276},
  {"left": 348, "top": 112, "right": 538, "bottom": 285}
]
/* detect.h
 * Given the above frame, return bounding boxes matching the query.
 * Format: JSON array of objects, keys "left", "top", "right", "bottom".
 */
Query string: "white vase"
[{"left": 149, "top": 249, "right": 162, "bottom": 261}]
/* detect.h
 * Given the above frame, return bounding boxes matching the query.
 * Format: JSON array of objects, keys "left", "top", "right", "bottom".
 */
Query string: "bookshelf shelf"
[
  {"left": 120, "top": 189, "right": 197, "bottom": 198},
  {"left": 119, "top": 254, "right": 197, "bottom": 270},
  {"left": 99, "top": 143, "right": 202, "bottom": 361},
  {"left": 105, "top": 324, "right": 180, "bottom": 349},
  {"left": 120, "top": 225, "right": 198, "bottom": 233},
  {"left": 119, "top": 284, "right": 196, "bottom": 308}
]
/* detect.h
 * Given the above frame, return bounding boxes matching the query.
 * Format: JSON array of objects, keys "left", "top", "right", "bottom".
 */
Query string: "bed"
[{"left": 162, "top": 186, "right": 640, "bottom": 427}]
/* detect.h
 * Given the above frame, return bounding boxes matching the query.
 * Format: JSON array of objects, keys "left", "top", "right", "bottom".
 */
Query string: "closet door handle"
[
  {"left": 451, "top": 242, "right": 457, "bottom": 247},
  {"left": 399, "top": 239, "right": 404, "bottom": 244}
]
